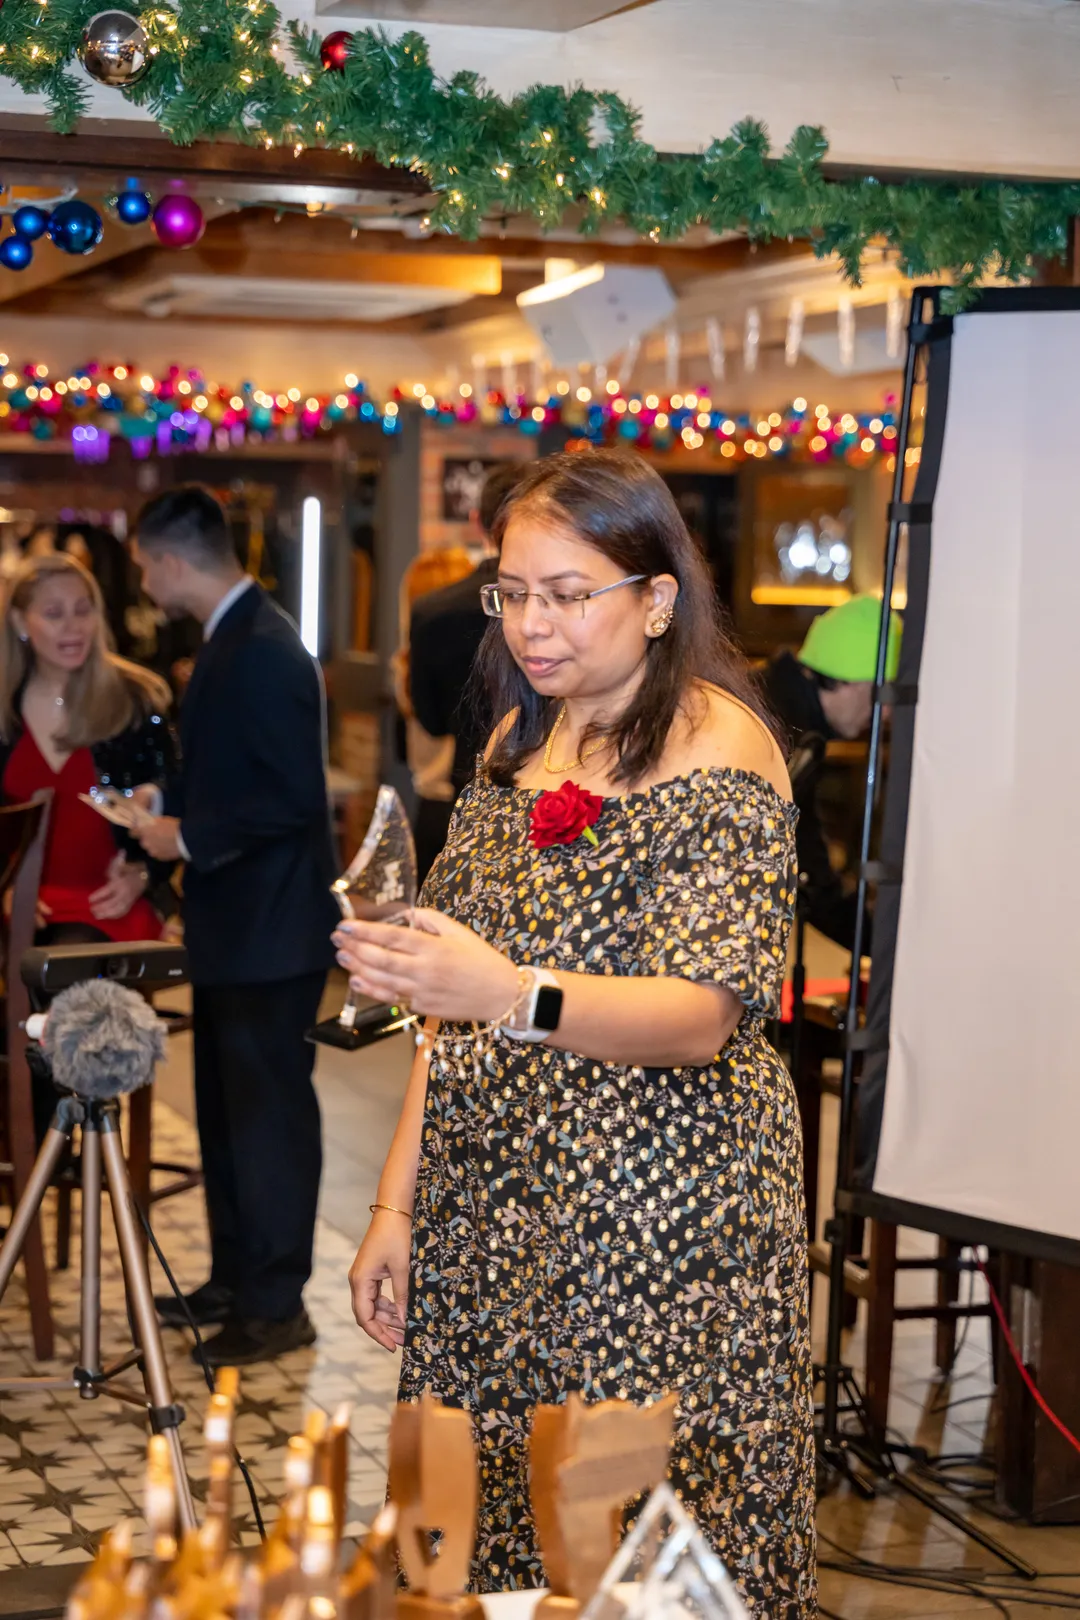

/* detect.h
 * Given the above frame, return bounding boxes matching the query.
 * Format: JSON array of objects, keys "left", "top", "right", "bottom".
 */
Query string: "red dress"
[{"left": 3, "top": 728, "right": 162, "bottom": 942}]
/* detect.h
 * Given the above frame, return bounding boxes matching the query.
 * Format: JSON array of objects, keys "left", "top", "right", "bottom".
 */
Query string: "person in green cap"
[{"left": 761, "top": 593, "right": 902, "bottom": 951}]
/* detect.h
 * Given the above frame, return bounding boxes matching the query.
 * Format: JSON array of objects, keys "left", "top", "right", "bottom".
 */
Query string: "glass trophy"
[
  {"left": 307, "top": 785, "right": 420, "bottom": 1053},
  {"left": 580, "top": 1483, "right": 751, "bottom": 1620}
]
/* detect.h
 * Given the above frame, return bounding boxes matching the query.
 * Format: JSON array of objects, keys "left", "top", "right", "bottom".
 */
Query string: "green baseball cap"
[{"left": 798, "top": 594, "right": 902, "bottom": 683}]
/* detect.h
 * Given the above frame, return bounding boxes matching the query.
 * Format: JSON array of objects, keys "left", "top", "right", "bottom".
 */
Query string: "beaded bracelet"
[{"left": 414, "top": 964, "right": 536, "bottom": 1065}]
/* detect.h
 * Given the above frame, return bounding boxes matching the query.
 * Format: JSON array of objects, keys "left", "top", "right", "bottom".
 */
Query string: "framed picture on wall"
[{"left": 441, "top": 457, "right": 506, "bottom": 522}]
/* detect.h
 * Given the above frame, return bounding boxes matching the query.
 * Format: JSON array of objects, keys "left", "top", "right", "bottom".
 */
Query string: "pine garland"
[{"left": 1, "top": 0, "right": 1077, "bottom": 303}]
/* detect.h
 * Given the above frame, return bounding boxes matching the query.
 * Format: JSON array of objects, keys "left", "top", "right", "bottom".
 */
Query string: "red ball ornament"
[{"left": 319, "top": 29, "right": 352, "bottom": 72}]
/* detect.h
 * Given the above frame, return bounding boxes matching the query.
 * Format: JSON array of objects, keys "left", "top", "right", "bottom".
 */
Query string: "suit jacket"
[
  {"left": 166, "top": 584, "right": 338, "bottom": 987},
  {"left": 409, "top": 556, "right": 496, "bottom": 794}
]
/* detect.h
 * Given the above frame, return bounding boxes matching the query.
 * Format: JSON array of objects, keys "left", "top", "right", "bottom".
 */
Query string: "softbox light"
[
  {"left": 851, "top": 288, "right": 1080, "bottom": 1264},
  {"left": 517, "top": 263, "right": 675, "bottom": 370}
]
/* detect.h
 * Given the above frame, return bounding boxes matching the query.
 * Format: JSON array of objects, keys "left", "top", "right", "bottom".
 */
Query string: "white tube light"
[
  {"left": 517, "top": 262, "right": 605, "bottom": 308},
  {"left": 300, "top": 495, "right": 322, "bottom": 656}
]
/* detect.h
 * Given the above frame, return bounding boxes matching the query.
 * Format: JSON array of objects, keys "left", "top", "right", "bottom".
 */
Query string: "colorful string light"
[{"left": 0, "top": 361, "right": 899, "bottom": 466}]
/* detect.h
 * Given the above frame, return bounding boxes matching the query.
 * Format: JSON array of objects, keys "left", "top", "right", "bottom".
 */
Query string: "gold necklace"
[{"left": 543, "top": 705, "right": 609, "bottom": 775}]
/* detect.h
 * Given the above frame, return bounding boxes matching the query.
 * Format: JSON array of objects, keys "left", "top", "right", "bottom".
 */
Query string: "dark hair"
[
  {"left": 135, "top": 485, "right": 236, "bottom": 570},
  {"left": 478, "top": 461, "right": 530, "bottom": 538},
  {"left": 481, "top": 449, "right": 777, "bottom": 789}
]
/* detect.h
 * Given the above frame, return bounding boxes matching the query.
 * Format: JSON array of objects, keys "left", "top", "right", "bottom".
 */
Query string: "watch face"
[{"left": 534, "top": 984, "right": 563, "bottom": 1032}]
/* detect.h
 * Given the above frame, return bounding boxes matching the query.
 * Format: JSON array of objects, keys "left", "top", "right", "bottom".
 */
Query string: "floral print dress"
[{"left": 398, "top": 766, "right": 816, "bottom": 1619}]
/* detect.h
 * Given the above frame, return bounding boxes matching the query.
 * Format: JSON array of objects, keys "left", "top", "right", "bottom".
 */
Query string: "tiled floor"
[{"left": 0, "top": 978, "right": 1077, "bottom": 1616}]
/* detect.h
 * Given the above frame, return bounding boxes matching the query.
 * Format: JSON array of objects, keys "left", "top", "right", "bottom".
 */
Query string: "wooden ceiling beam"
[
  {"left": 124, "top": 244, "right": 504, "bottom": 293},
  {"left": 0, "top": 118, "right": 428, "bottom": 199},
  {"left": 206, "top": 210, "right": 809, "bottom": 278}
]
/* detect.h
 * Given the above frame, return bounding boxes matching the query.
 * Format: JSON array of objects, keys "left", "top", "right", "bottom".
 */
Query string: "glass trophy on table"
[{"left": 307, "top": 785, "right": 421, "bottom": 1052}]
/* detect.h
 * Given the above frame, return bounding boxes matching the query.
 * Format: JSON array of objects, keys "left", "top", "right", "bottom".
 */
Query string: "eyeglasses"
[{"left": 480, "top": 574, "right": 648, "bottom": 621}]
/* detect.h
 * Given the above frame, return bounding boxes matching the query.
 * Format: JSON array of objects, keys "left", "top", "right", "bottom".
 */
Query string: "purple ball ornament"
[{"left": 151, "top": 193, "right": 205, "bottom": 250}]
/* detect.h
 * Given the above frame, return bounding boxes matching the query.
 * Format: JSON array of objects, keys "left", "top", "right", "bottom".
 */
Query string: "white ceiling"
[
  {"left": 0, "top": 0, "right": 1076, "bottom": 179},
  {"left": 317, "top": 0, "right": 652, "bottom": 27},
  {"left": 308, "top": 0, "right": 1080, "bottom": 179},
  {"left": 105, "top": 274, "right": 477, "bottom": 323}
]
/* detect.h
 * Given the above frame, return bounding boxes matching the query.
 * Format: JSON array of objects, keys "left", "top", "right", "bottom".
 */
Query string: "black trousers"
[
  {"left": 414, "top": 796, "right": 455, "bottom": 886},
  {"left": 191, "top": 972, "right": 326, "bottom": 1319}
]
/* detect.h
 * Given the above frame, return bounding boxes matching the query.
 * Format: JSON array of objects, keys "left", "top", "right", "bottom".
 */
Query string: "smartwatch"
[{"left": 502, "top": 968, "right": 563, "bottom": 1041}]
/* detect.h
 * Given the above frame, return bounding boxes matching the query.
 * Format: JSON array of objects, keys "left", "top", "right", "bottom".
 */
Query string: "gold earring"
[{"left": 649, "top": 607, "right": 674, "bottom": 637}]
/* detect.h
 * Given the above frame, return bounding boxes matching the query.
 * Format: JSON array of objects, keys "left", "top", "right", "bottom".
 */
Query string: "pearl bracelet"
[{"left": 413, "top": 963, "right": 535, "bottom": 1062}]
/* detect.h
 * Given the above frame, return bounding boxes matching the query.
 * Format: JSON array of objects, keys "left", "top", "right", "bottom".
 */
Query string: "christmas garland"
[{"left": 0, "top": 0, "right": 1077, "bottom": 301}]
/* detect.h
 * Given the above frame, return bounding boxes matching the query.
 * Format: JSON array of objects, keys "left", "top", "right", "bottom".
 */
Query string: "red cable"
[{"left": 975, "top": 1256, "right": 1080, "bottom": 1459}]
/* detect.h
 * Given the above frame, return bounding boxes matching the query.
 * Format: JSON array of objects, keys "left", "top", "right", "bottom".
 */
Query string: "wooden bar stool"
[{"left": 0, "top": 790, "right": 55, "bottom": 1361}]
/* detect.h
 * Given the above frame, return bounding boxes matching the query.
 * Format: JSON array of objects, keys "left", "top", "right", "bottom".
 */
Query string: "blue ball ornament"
[
  {"left": 47, "top": 199, "right": 104, "bottom": 256},
  {"left": 0, "top": 234, "right": 33, "bottom": 271},
  {"left": 116, "top": 185, "right": 152, "bottom": 226},
  {"left": 12, "top": 205, "right": 49, "bottom": 242}
]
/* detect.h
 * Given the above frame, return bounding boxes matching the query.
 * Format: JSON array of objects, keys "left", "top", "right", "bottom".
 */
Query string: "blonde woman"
[{"left": 0, "top": 552, "right": 177, "bottom": 947}]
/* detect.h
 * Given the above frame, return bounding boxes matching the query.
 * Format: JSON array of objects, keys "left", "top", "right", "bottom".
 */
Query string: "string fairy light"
[{"left": 0, "top": 359, "right": 900, "bottom": 467}]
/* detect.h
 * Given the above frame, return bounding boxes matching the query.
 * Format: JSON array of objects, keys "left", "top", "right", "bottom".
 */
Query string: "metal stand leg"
[
  {"left": 0, "top": 1118, "right": 77, "bottom": 1299},
  {"left": 100, "top": 1109, "right": 196, "bottom": 1532},
  {"left": 78, "top": 1123, "right": 102, "bottom": 1396}
]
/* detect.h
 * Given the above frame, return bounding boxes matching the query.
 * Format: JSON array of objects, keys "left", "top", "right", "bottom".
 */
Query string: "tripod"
[{"left": 0, "top": 1089, "right": 196, "bottom": 1531}]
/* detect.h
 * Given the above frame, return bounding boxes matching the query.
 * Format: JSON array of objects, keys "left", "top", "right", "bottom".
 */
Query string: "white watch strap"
[{"left": 501, "top": 968, "right": 559, "bottom": 1041}]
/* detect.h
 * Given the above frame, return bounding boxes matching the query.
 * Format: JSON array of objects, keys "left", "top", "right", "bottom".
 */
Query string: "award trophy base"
[
  {"left": 535, "top": 1597, "right": 582, "bottom": 1620},
  {"left": 398, "top": 1596, "right": 485, "bottom": 1620},
  {"left": 307, "top": 994, "right": 415, "bottom": 1052}
]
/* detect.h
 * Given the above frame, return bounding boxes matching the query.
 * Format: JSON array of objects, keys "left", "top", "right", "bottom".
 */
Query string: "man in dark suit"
[
  {"left": 408, "top": 461, "right": 528, "bottom": 878},
  {"left": 131, "top": 486, "right": 338, "bottom": 1366}
]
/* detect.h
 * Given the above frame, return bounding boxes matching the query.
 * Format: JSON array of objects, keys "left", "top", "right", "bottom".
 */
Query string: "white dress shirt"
[{"left": 203, "top": 574, "right": 255, "bottom": 641}]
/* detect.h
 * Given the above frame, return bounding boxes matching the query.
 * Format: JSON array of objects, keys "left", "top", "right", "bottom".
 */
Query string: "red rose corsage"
[{"left": 529, "top": 780, "right": 603, "bottom": 851}]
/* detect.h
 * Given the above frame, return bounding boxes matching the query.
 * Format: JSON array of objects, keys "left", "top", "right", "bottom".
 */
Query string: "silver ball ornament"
[{"left": 79, "top": 11, "right": 149, "bottom": 87}]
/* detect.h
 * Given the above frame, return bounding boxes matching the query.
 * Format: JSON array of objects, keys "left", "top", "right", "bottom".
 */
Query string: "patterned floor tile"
[{"left": 0, "top": 1077, "right": 1076, "bottom": 1616}]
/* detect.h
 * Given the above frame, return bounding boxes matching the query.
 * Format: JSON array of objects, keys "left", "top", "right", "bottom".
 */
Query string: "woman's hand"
[
  {"left": 349, "top": 1210, "right": 411, "bottom": 1351},
  {"left": 333, "top": 908, "right": 520, "bottom": 1024},
  {"left": 89, "top": 852, "right": 148, "bottom": 921}
]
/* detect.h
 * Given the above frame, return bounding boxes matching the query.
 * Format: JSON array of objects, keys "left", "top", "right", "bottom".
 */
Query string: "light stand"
[
  {"left": 0, "top": 1086, "right": 196, "bottom": 1531},
  {"left": 813, "top": 289, "right": 1034, "bottom": 1580}
]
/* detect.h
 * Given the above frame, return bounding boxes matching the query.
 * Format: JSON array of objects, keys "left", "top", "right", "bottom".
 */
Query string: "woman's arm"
[
  {"left": 532, "top": 970, "right": 739, "bottom": 1068},
  {"left": 333, "top": 912, "right": 741, "bottom": 1070},
  {"left": 348, "top": 1021, "right": 434, "bottom": 1351},
  {"left": 373, "top": 1022, "right": 431, "bottom": 1213}
]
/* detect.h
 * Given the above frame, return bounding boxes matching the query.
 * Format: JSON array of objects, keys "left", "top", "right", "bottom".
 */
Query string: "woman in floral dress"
[{"left": 340, "top": 451, "right": 816, "bottom": 1618}]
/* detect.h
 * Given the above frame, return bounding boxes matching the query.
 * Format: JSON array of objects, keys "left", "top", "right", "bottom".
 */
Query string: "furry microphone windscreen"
[{"left": 41, "top": 980, "right": 167, "bottom": 1099}]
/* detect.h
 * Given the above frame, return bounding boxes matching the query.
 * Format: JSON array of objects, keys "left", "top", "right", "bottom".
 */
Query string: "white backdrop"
[{"left": 871, "top": 308, "right": 1080, "bottom": 1245}]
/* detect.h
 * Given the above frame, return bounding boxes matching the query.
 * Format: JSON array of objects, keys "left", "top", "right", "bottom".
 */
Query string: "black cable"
[
  {"left": 136, "top": 1202, "right": 267, "bottom": 1542},
  {"left": 819, "top": 1529, "right": 1080, "bottom": 1612},
  {"left": 819, "top": 1558, "right": 1013, "bottom": 1618}
]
